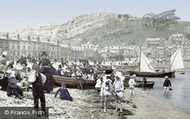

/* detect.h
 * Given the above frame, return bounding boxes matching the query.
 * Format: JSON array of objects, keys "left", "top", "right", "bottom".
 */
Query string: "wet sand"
[{"left": 0, "top": 87, "right": 189, "bottom": 119}]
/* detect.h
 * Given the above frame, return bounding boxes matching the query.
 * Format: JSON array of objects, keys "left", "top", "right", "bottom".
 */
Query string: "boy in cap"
[
  {"left": 163, "top": 76, "right": 172, "bottom": 94},
  {"left": 28, "top": 64, "right": 47, "bottom": 113},
  {"left": 54, "top": 82, "right": 73, "bottom": 101}
]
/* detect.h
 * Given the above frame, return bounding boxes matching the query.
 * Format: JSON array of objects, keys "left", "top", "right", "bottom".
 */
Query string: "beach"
[{"left": 0, "top": 87, "right": 189, "bottom": 119}]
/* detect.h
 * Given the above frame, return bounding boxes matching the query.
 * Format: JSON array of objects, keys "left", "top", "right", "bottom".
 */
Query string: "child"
[
  {"left": 100, "top": 76, "right": 113, "bottom": 112},
  {"left": 163, "top": 76, "right": 172, "bottom": 94},
  {"left": 95, "top": 75, "right": 102, "bottom": 92},
  {"left": 128, "top": 75, "right": 136, "bottom": 101},
  {"left": 17, "top": 73, "right": 32, "bottom": 91},
  {"left": 55, "top": 82, "right": 73, "bottom": 101},
  {"left": 113, "top": 74, "right": 124, "bottom": 112},
  {"left": 7, "top": 76, "right": 23, "bottom": 99},
  {"left": 28, "top": 64, "right": 47, "bottom": 113}
]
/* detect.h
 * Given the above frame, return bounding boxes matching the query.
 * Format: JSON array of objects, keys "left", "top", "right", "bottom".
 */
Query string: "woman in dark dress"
[{"left": 39, "top": 51, "right": 54, "bottom": 93}]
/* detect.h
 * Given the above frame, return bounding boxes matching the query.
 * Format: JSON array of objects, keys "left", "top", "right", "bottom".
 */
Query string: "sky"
[{"left": 0, "top": 0, "right": 189, "bottom": 32}]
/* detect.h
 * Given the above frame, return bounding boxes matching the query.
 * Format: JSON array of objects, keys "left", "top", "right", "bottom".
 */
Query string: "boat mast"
[{"left": 139, "top": 39, "right": 142, "bottom": 72}]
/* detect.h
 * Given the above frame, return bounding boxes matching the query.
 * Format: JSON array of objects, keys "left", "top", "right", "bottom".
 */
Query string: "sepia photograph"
[{"left": 0, "top": 0, "right": 190, "bottom": 119}]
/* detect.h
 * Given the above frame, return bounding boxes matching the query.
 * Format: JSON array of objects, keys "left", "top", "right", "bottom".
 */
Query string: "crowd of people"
[{"left": 0, "top": 50, "right": 173, "bottom": 116}]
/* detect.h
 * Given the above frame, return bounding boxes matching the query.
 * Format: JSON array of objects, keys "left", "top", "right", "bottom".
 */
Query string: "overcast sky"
[{"left": 0, "top": 0, "right": 189, "bottom": 32}]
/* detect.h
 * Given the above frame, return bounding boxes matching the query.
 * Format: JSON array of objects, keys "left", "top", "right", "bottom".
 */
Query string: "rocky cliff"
[{"left": 10, "top": 12, "right": 190, "bottom": 46}]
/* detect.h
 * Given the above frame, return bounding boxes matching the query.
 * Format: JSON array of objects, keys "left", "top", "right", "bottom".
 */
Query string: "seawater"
[{"left": 138, "top": 69, "right": 190, "bottom": 112}]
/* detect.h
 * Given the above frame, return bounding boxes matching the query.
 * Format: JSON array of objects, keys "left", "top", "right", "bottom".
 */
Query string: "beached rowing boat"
[
  {"left": 53, "top": 75, "right": 96, "bottom": 89},
  {"left": 128, "top": 71, "right": 175, "bottom": 78},
  {"left": 124, "top": 80, "right": 154, "bottom": 88}
]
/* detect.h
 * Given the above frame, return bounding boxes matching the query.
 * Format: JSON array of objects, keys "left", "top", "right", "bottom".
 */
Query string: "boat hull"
[
  {"left": 124, "top": 80, "right": 154, "bottom": 88},
  {"left": 128, "top": 71, "right": 175, "bottom": 78},
  {"left": 175, "top": 71, "right": 185, "bottom": 74},
  {"left": 53, "top": 75, "right": 96, "bottom": 89}
]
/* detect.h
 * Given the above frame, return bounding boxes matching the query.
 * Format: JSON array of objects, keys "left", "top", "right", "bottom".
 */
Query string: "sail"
[
  {"left": 170, "top": 48, "right": 184, "bottom": 70},
  {"left": 140, "top": 53, "right": 155, "bottom": 72}
]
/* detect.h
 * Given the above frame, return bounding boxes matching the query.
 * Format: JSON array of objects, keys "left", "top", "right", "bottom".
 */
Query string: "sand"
[{"left": 0, "top": 87, "right": 189, "bottom": 119}]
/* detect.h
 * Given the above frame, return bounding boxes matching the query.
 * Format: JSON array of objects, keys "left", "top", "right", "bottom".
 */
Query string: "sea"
[{"left": 137, "top": 69, "right": 190, "bottom": 112}]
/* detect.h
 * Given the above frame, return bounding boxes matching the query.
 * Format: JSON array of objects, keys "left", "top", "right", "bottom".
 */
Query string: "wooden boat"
[
  {"left": 128, "top": 71, "right": 175, "bottom": 78},
  {"left": 105, "top": 69, "right": 114, "bottom": 74},
  {"left": 84, "top": 67, "right": 94, "bottom": 74},
  {"left": 53, "top": 75, "right": 96, "bottom": 89},
  {"left": 175, "top": 71, "right": 185, "bottom": 74},
  {"left": 128, "top": 52, "right": 175, "bottom": 78},
  {"left": 124, "top": 80, "right": 154, "bottom": 88},
  {"left": 135, "top": 81, "right": 155, "bottom": 88}
]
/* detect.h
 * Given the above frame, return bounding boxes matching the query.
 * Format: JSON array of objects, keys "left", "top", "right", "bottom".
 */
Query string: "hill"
[{"left": 10, "top": 12, "right": 190, "bottom": 46}]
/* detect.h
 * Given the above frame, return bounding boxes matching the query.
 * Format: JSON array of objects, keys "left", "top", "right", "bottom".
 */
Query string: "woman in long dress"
[{"left": 39, "top": 51, "right": 54, "bottom": 93}]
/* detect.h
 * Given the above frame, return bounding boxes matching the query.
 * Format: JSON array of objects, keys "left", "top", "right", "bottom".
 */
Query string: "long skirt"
[{"left": 43, "top": 72, "right": 54, "bottom": 92}]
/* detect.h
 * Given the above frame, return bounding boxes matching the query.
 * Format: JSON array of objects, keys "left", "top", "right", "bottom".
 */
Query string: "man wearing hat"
[
  {"left": 28, "top": 64, "right": 47, "bottom": 113},
  {"left": 39, "top": 51, "right": 54, "bottom": 93},
  {"left": 163, "top": 76, "right": 172, "bottom": 94}
]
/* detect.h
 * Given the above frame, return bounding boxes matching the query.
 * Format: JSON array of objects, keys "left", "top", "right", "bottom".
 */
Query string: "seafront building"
[{"left": 0, "top": 33, "right": 190, "bottom": 63}]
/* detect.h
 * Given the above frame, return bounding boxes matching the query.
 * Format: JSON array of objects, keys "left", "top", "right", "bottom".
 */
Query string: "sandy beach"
[{"left": 0, "top": 87, "right": 189, "bottom": 119}]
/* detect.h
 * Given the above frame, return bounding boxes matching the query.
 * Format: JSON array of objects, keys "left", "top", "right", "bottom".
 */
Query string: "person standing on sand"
[
  {"left": 28, "top": 64, "right": 47, "bottom": 113},
  {"left": 39, "top": 51, "right": 54, "bottom": 93},
  {"left": 113, "top": 73, "right": 124, "bottom": 112},
  {"left": 128, "top": 75, "right": 136, "bottom": 101},
  {"left": 100, "top": 76, "right": 113, "bottom": 112},
  {"left": 75, "top": 70, "right": 85, "bottom": 90},
  {"left": 163, "top": 76, "right": 172, "bottom": 94}
]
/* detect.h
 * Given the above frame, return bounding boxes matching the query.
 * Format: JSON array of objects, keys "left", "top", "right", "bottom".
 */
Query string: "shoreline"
[
  {"left": 128, "top": 88, "right": 190, "bottom": 119},
  {"left": 0, "top": 87, "right": 189, "bottom": 119}
]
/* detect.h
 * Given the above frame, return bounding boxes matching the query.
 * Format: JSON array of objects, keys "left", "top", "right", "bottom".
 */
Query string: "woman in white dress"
[
  {"left": 128, "top": 75, "right": 136, "bottom": 101},
  {"left": 100, "top": 75, "right": 113, "bottom": 112},
  {"left": 113, "top": 72, "right": 124, "bottom": 112}
]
